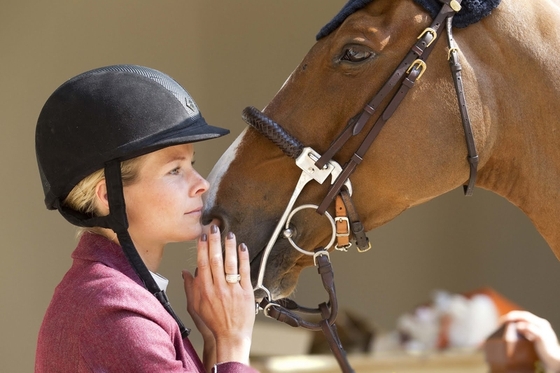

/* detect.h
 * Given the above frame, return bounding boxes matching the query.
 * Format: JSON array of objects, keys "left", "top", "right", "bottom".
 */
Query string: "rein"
[{"left": 242, "top": 1, "right": 476, "bottom": 371}]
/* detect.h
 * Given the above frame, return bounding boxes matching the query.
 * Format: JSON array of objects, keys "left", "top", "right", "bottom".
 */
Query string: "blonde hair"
[{"left": 63, "top": 157, "right": 144, "bottom": 235}]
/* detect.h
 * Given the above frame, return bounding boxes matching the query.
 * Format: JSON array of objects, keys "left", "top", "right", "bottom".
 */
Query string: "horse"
[{"left": 203, "top": 0, "right": 560, "bottom": 303}]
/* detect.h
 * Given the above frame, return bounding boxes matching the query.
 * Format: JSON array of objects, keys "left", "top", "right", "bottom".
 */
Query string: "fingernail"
[
  {"left": 200, "top": 234, "right": 207, "bottom": 242},
  {"left": 211, "top": 224, "right": 218, "bottom": 234},
  {"left": 227, "top": 231, "right": 234, "bottom": 240},
  {"left": 239, "top": 243, "right": 247, "bottom": 252}
]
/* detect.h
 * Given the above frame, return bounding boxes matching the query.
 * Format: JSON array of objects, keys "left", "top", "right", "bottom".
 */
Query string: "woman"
[{"left": 35, "top": 65, "right": 258, "bottom": 372}]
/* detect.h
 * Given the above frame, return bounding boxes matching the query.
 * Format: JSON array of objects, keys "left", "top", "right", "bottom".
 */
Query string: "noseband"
[{"left": 242, "top": 1, "right": 476, "bottom": 371}]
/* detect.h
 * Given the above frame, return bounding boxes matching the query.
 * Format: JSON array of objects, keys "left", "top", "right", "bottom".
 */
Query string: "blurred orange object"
[{"left": 462, "top": 287, "right": 523, "bottom": 316}]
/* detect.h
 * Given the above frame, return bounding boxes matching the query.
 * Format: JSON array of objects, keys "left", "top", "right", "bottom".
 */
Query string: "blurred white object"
[
  {"left": 447, "top": 292, "right": 499, "bottom": 348},
  {"left": 397, "top": 290, "right": 500, "bottom": 352}
]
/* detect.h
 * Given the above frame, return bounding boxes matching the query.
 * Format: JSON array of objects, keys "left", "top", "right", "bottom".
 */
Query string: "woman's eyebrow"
[{"left": 165, "top": 156, "right": 186, "bottom": 164}]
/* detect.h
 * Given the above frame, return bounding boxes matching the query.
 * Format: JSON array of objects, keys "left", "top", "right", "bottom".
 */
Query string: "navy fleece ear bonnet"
[{"left": 317, "top": 0, "right": 501, "bottom": 39}]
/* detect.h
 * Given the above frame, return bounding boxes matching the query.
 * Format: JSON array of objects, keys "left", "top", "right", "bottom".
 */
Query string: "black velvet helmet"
[
  {"left": 35, "top": 65, "right": 229, "bottom": 337},
  {"left": 36, "top": 64, "right": 229, "bottom": 221}
]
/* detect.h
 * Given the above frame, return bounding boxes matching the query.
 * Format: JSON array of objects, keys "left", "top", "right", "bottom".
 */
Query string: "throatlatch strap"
[{"left": 445, "top": 15, "right": 479, "bottom": 196}]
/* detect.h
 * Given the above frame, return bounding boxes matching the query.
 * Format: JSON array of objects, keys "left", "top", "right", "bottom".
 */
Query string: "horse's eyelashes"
[{"left": 340, "top": 45, "right": 374, "bottom": 63}]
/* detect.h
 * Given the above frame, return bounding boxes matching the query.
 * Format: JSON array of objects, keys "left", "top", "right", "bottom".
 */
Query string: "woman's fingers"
[
  {"left": 503, "top": 310, "right": 543, "bottom": 325},
  {"left": 503, "top": 310, "right": 552, "bottom": 332},
  {"left": 502, "top": 310, "right": 557, "bottom": 344},
  {"left": 188, "top": 226, "right": 255, "bottom": 355},
  {"left": 195, "top": 223, "right": 252, "bottom": 291},
  {"left": 199, "top": 224, "right": 241, "bottom": 286},
  {"left": 182, "top": 270, "right": 193, "bottom": 296},
  {"left": 224, "top": 232, "right": 239, "bottom": 279},
  {"left": 196, "top": 233, "right": 213, "bottom": 285},
  {"left": 182, "top": 270, "right": 198, "bottom": 312},
  {"left": 207, "top": 224, "right": 225, "bottom": 284},
  {"left": 238, "top": 243, "right": 252, "bottom": 290}
]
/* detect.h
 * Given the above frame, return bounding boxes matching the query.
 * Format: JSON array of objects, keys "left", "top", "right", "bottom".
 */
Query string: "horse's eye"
[{"left": 340, "top": 45, "right": 374, "bottom": 63}]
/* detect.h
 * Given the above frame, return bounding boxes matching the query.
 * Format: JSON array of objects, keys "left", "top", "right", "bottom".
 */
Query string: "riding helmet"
[{"left": 36, "top": 64, "right": 229, "bottom": 224}]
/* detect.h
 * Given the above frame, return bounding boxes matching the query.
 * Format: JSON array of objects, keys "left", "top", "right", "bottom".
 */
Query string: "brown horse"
[{"left": 204, "top": 0, "right": 560, "bottom": 301}]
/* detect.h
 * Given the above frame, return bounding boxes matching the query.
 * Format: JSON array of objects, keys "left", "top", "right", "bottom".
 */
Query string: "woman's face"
[{"left": 123, "top": 143, "right": 209, "bottom": 249}]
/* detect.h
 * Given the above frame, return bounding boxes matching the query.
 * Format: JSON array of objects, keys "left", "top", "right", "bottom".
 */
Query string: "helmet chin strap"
[
  {"left": 103, "top": 160, "right": 190, "bottom": 338},
  {"left": 102, "top": 160, "right": 190, "bottom": 337},
  {"left": 60, "top": 160, "right": 191, "bottom": 338}
]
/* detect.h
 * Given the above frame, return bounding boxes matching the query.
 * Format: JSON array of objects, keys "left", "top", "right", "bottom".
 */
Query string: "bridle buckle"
[
  {"left": 335, "top": 216, "right": 351, "bottom": 252},
  {"left": 313, "top": 249, "right": 330, "bottom": 267},
  {"left": 417, "top": 27, "right": 437, "bottom": 47},
  {"left": 406, "top": 59, "right": 427, "bottom": 80}
]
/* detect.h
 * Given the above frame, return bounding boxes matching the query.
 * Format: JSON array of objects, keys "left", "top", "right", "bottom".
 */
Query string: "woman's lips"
[{"left": 185, "top": 206, "right": 203, "bottom": 215}]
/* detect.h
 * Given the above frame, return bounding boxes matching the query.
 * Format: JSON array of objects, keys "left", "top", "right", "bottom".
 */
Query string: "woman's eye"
[
  {"left": 169, "top": 167, "right": 181, "bottom": 175},
  {"left": 340, "top": 45, "right": 374, "bottom": 63}
]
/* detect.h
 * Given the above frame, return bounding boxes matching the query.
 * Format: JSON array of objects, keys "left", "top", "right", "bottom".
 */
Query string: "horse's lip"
[
  {"left": 250, "top": 250, "right": 265, "bottom": 303},
  {"left": 249, "top": 248, "right": 265, "bottom": 275},
  {"left": 249, "top": 248, "right": 263, "bottom": 265}
]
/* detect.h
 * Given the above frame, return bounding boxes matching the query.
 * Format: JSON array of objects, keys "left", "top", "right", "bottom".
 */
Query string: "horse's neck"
[
  {"left": 475, "top": 0, "right": 560, "bottom": 256},
  {"left": 479, "top": 136, "right": 560, "bottom": 256}
]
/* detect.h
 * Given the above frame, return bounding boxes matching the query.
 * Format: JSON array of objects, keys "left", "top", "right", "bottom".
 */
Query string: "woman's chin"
[{"left": 175, "top": 223, "right": 203, "bottom": 242}]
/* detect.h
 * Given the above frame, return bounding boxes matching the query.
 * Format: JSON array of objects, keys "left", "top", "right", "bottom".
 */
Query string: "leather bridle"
[{"left": 241, "top": 1, "right": 477, "bottom": 371}]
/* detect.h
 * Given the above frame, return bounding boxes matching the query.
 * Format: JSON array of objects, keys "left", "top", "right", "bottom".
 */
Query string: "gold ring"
[{"left": 225, "top": 274, "right": 241, "bottom": 284}]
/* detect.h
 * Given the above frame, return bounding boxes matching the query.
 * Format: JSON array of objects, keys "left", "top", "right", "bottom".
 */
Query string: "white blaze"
[{"left": 204, "top": 127, "right": 248, "bottom": 208}]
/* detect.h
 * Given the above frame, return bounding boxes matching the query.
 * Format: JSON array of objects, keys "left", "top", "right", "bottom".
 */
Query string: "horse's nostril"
[
  {"left": 202, "top": 207, "right": 230, "bottom": 235},
  {"left": 217, "top": 219, "right": 228, "bottom": 234}
]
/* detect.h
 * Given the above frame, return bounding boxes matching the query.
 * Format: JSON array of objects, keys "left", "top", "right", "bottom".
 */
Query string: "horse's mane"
[{"left": 316, "top": 0, "right": 502, "bottom": 40}]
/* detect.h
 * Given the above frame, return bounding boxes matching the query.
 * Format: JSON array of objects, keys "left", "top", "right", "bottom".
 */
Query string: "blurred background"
[{"left": 2, "top": 1, "right": 560, "bottom": 371}]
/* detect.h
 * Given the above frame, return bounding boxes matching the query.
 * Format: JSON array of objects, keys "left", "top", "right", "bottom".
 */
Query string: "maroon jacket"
[{"left": 35, "top": 233, "right": 258, "bottom": 373}]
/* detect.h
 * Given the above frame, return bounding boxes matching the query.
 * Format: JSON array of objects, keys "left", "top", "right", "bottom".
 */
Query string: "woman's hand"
[
  {"left": 183, "top": 224, "right": 255, "bottom": 367},
  {"left": 502, "top": 310, "right": 560, "bottom": 372},
  {"left": 183, "top": 268, "right": 216, "bottom": 369}
]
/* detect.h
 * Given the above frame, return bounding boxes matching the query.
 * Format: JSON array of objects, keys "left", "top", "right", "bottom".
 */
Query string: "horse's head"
[{"left": 204, "top": 0, "right": 488, "bottom": 299}]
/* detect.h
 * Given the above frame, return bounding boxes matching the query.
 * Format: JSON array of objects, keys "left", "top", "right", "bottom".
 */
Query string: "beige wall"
[{"left": 2, "top": 1, "right": 560, "bottom": 372}]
